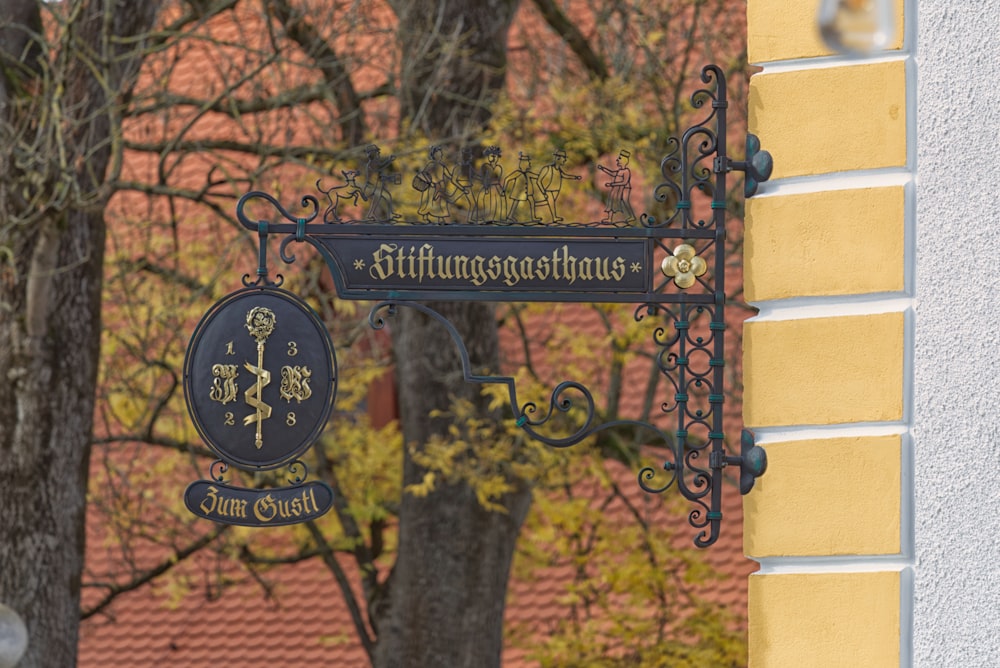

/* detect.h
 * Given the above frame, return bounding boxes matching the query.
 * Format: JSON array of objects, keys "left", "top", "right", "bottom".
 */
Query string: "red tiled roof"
[
  {"left": 80, "top": 448, "right": 752, "bottom": 667},
  {"left": 80, "top": 553, "right": 375, "bottom": 666}
]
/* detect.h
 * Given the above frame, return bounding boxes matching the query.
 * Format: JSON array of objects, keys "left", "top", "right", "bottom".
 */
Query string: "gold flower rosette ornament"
[{"left": 660, "top": 244, "right": 707, "bottom": 289}]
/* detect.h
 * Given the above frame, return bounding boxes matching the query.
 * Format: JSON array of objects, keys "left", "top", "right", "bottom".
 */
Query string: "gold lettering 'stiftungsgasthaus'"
[{"left": 367, "top": 243, "right": 628, "bottom": 287}]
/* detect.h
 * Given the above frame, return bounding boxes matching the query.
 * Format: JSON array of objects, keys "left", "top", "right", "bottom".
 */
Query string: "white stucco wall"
[{"left": 914, "top": 1, "right": 1000, "bottom": 664}]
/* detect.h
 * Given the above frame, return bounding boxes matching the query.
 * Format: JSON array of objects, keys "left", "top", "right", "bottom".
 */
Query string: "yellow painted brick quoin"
[
  {"left": 744, "top": 435, "right": 902, "bottom": 557},
  {"left": 748, "top": 0, "right": 904, "bottom": 63},
  {"left": 743, "top": 312, "right": 904, "bottom": 427},
  {"left": 742, "top": 1, "right": 911, "bottom": 666},
  {"left": 749, "top": 572, "right": 901, "bottom": 667},
  {"left": 748, "top": 61, "right": 907, "bottom": 180},
  {"left": 745, "top": 186, "right": 905, "bottom": 301}
]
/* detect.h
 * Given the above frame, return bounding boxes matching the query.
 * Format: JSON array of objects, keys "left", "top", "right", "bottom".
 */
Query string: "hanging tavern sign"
[
  {"left": 183, "top": 288, "right": 338, "bottom": 524},
  {"left": 182, "top": 64, "right": 771, "bottom": 546}
]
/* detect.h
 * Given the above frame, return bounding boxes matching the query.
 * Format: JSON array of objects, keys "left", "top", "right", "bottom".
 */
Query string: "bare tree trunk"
[
  {"left": 391, "top": 0, "right": 518, "bottom": 139},
  {"left": 0, "top": 2, "right": 160, "bottom": 665},
  {"left": 379, "top": 304, "right": 532, "bottom": 667},
  {"left": 374, "top": 2, "right": 528, "bottom": 666}
]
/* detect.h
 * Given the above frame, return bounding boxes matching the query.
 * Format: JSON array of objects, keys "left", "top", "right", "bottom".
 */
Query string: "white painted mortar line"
[
  {"left": 749, "top": 295, "right": 913, "bottom": 320},
  {"left": 900, "top": 566, "right": 914, "bottom": 668},
  {"left": 752, "top": 555, "right": 912, "bottom": 575},
  {"left": 900, "top": 299, "right": 915, "bottom": 426},
  {"left": 752, "top": 169, "right": 913, "bottom": 198},
  {"left": 900, "top": 3, "right": 916, "bottom": 662},
  {"left": 751, "top": 51, "right": 911, "bottom": 74},
  {"left": 749, "top": 422, "right": 910, "bottom": 444},
  {"left": 899, "top": 430, "right": 915, "bottom": 560}
]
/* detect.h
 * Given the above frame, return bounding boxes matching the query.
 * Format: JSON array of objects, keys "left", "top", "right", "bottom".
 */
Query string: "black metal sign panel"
[
  {"left": 184, "top": 480, "right": 334, "bottom": 526},
  {"left": 317, "top": 236, "right": 649, "bottom": 295},
  {"left": 183, "top": 287, "right": 337, "bottom": 470}
]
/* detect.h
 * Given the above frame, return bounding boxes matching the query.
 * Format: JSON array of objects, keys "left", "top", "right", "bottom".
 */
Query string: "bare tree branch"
[
  {"left": 305, "top": 520, "right": 376, "bottom": 662},
  {"left": 266, "top": 0, "right": 369, "bottom": 146},
  {"left": 81, "top": 526, "right": 228, "bottom": 620},
  {"left": 530, "top": 0, "right": 608, "bottom": 82}
]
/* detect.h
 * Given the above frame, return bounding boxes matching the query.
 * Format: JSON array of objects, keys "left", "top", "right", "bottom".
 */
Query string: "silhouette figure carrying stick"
[{"left": 598, "top": 149, "right": 635, "bottom": 224}]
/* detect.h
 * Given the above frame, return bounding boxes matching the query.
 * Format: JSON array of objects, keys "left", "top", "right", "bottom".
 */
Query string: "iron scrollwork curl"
[
  {"left": 366, "top": 302, "right": 674, "bottom": 456},
  {"left": 365, "top": 301, "right": 717, "bottom": 544},
  {"left": 236, "top": 191, "right": 321, "bottom": 287},
  {"left": 643, "top": 64, "right": 725, "bottom": 232},
  {"left": 285, "top": 459, "right": 309, "bottom": 486},
  {"left": 209, "top": 459, "right": 230, "bottom": 483}
]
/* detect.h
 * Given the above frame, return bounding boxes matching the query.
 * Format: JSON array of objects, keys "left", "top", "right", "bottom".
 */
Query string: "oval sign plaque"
[{"left": 183, "top": 287, "right": 337, "bottom": 470}]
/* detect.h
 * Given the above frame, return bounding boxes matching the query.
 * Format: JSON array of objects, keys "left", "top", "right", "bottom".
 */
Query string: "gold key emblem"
[{"left": 243, "top": 306, "right": 276, "bottom": 449}]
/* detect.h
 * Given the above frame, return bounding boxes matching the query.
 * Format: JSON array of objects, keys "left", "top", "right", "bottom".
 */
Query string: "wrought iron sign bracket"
[{"left": 185, "top": 63, "right": 771, "bottom": 547}]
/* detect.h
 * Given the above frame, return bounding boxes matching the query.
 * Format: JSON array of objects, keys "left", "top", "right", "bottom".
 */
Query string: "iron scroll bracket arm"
[{"left": 368, "top": 300, "right": 766, "bottom": 548}]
